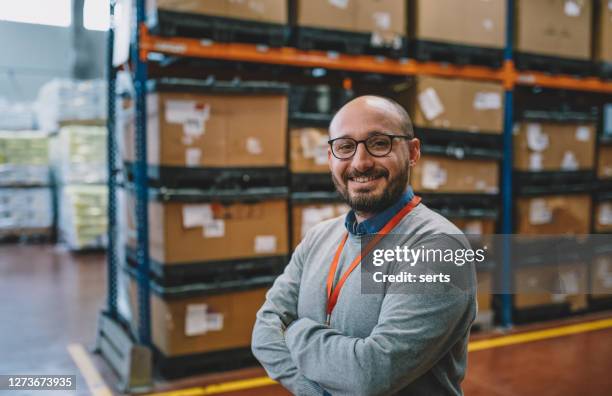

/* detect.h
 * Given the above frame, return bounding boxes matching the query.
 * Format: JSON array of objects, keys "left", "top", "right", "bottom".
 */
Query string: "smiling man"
[{"left": 252, "top": 96, "right": 477, "bottom": 395}]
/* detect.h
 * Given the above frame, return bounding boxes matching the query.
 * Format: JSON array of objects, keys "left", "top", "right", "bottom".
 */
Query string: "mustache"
[{"left": 344, "top": 168, "right": 389, "bottom": 181}]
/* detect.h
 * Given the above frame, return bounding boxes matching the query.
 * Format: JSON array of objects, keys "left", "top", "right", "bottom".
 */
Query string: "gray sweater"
[{"left": 252, "top": 203, "right": 477, "bottom": 396}]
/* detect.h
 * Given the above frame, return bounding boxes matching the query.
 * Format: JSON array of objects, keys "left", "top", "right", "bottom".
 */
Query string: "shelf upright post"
[
  {"left": 133, "top": 0, "right": 151, "bottom": 346},
  {"left": 500, "top": 0, "right": 515, "bottom": 329},
  {"left": 106, "top": 0, "right": 118, "bottom": 320}
]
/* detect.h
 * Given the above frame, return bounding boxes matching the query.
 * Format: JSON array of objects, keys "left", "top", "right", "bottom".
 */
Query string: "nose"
[{"left": 351, "top": 141, "right": 375, "bottom": 172}]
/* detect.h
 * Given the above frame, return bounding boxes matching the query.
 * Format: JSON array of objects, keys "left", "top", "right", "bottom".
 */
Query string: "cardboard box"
[
  {"left": 290, "top": 127, "right": 330, "bottom": 173},
  {"left": 595, "top": 0, "right": 612, "bottom": 62},
  {"left": 127, "top": 277, "right": 268, "bottom": 357},
  {"left": 291, "top": 202, "right": 349, "bottom": 248},
  {"left": 411, "top": 156, "right": 500, "bottom": 194},
  {"left": 412, "top": 0, "right": 506, "bottom": 49},
  {"left": 125, "top": 90, "right": 287, "bottom": 168},
  {"left": 598, "top": 145, "right": 612, "bottom": 179},
  {"left": 296, "top": 0, "right": 406, "bottom": 43},
  {"left": 594, "top": 201, "right": 612, "bottom": 233},
  {"left": 127, "top": 197, "right": 288, "bottom": 265},
  {"left": 154, "top": 0, "right": 287, "bottom": 24},
  {"left": 515, "top": 0, "right": 592, "bottom": 60},
  {"left": 450, "top": 218, "right": 496, "bottom": 235},
  {"left": 513, "top": 122, "right": 596, "bottom": 172},
  {"left": 591, "top": 254, "right": 612, "bottom": 299},
  {"left": 476, "top": 271, "right": 492, "bottom": 312},
  {"left": 515, "top": 194, "right": 592, "bottom": 235},
  {"left": 402, "top": 76, "right": 504, "bottom": 134},
  {"left": 514, "top": 263, "right": 587, "bottom": 311}
]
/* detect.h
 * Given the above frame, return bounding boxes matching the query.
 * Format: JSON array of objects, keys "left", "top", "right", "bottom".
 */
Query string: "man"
[{"left": 252, "top": 96, "right": 477, "bottom": 395}]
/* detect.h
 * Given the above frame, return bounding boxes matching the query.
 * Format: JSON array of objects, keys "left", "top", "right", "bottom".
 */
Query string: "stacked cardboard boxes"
[
  {"left": 291, "top": 202, "right": 349, "bottom": 249},
  {"left": 151, "top": 0, "right": 287, "bottom": 24},
  {"left": 410, "top": 0, "right": 506, "bottom": 50},
  {"left": 513, "top": 122, "right": 597, "bottom": 172},
  {"left": 594, "top": 0, "right": 612, "bottom": 65},
  {"left": 296, "top": 0, "right": 406, "bottom": 48},
  {"left": 122, "top": 80, "right": 290, "bottom": 366},
  {"left": 514, "top": 0, "right": 592, "bottom": 61},
  {"left": 411, "top": 157, "right": 499, "bottom": 194},
  {"left": 0, "top": 131, "right": 53, "bottom": 238},
  {"left": 59, "top": 185, "right": 108, "bottom": 250}
]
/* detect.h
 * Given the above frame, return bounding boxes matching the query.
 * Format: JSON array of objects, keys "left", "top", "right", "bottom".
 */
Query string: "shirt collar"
[{"left": 344, "top": 187, "right": 415, "bottom": 236}]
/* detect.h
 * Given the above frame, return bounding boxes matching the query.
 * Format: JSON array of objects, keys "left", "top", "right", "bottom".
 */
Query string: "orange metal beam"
[
  {"left": 140, "top": 28, "right": 612, "bottom": 94},
  {"left": 141, "top": 31, "right": 505, "bottom": 83}
]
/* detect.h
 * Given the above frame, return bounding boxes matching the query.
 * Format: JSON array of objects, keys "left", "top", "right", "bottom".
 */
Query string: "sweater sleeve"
[
  {"left": 284, "top": 235, "right": 477, "bottom": 396},
  {"left": 251, "top": 231, "right": 325, "bottom": 396}
]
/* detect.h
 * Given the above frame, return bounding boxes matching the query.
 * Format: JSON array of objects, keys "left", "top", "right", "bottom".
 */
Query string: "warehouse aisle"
[
  {"left": 2, "top": 245, "right": 612, "bottom": 396},
  {"left": 0, "top": 244, "right": 106, "bottom": 396}
]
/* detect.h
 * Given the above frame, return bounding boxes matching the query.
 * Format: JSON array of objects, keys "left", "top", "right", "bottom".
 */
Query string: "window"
[
  {"left": 84, "top": 0, "right": 111, "bottom": 31},
  {"left": 0, "top": 0, "right": 72, "bottom": 27}
]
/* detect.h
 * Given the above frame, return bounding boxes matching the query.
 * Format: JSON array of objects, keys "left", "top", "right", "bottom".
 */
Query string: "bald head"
[{"left": 330, "top": 95, "right": 414, "bottom": 138}]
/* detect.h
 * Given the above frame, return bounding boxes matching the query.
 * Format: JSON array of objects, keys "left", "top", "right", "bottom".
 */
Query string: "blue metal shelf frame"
[
  {"left": 106, "top": 0, "right": 118, "bottom": 319},
  {"left": 500, "top": 0, "right": 515, "bottom": 328},
  {"left": 133, "top": 0, "right": 152, "bottom": 345}
]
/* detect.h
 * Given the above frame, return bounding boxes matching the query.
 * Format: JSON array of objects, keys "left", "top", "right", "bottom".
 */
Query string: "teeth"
[{"left": 352, "top": 176, "right": 376, "bottom": 183}]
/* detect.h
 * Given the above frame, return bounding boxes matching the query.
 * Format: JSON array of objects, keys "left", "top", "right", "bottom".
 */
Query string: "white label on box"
[
  {"left": 564, "top": 0, "right": 581, "bottom": 16},
  {"left": 182, "top": 204, "right": 213, "bottom": 228},
  {"left": 559, "top": 271, "right": 580, "bottom": 294},
  {"left": 248, "top": 0, "right": 265, "bottom": 14},
  {"left": 185, "top": 304, "right": 208, "bottom": 336},
  {"left": 205, "top": 312, "right": 224, "bottom": 331},
  {"left": 165, "top": 100, "right": 210, "bottom": 137},
  {"left": 255, "top": 235, "right": 277, "bottom": 253},
  {"left": 418, "top": 88, "right": 444, "bottom": 120},
  {"left": 529, "top": 199, "right": 553, "bottom": 225},
  {"left": 185, "top": 148, "right": 202, "bottom": 167},
  {"left": 482, "top": 18, "right": 494, "bottom": 31},
  {"left": 599, "top": 203, "right": 612, "bottom": 225},
  {"left": 526, "top": 124, "right": 549, "bottom": 152},
  {"left": 421, "top": 161, "right": 447, "bottom": 189},
  {"left": 246, "top": 137, "right": 263, "bottom": 155},
  {"left": 464, "top": 221, "right": 483, "bottom": 235},
  {"left": 609, "top": 0, "right": 612, "bottom": 11},
  {"left": 301, "top": 207, "right": 323, "bottom": 238},
  {"left": 561, "top": 151, "right": 579, "bottom": 170},
  {"left": 203, "top": 219, "right": 225, "bottom": 238},
  {"left": 373, "top": 12, "right": 391, "bottom": 30},
  {"left": 329, "top": 0, "right": 349, "bottom": 9},
  {"left": 473, "top": 92, "right": 502, "bottom": 110},
  {"left": 575, "top": 126, "right": 591, "bottom": 141},
  {"left": 551, "top": 293, "right": 567, "bottom": 303},
  {"left": 529, "top": 153, "right": 543, "bottom": 171},
  {"left": 313, "top": 145, "right": 329, "bottom": 165}
]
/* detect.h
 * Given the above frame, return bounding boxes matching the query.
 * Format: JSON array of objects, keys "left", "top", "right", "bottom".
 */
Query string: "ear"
[
  {"left": 408, "top": 138, "right": 420, "bottom": 167},
  {"left": 328, "top": 146, "right": 333, "bottom": 169}
]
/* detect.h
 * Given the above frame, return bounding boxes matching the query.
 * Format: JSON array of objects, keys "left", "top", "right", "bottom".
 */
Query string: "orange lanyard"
[{"left": 325, "top": 195, "right": 422, "bottom": 325}]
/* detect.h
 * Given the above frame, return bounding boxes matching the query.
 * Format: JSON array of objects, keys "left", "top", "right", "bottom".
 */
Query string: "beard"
[{"left": 332, "top": 165, "right": 409, "bottom": 215}]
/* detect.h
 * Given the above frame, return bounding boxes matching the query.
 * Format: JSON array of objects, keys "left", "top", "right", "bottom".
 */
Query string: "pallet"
[
  {"left": 513, "top": 302, "right": 578, "bottom": 325},
  {"left": 125, "top": 163, "right": 289, "bottom": 190},
  {"left": 419, "top": 193, "right": 500, "bottom": 220},
  {"left": 599, "top": 62, "right": 612, "bottom": 80},
  {"left": 513, "top": 85, "right": 599, "bottom": 123},
  {"left": 149, "top": 10, "right": 289, "bottom": 47},
  {"left": 415, "top": 127, "right": 503, "bottom": 161},
  {"left": 0, "top": 227, "right": 55, "bottom": 244},
  {"left": 412, "top": 40, "right": 503, "bottom": 68},
  {"left": 154, "top": 347, "right": 258, "bottom": 380},
  {"left": 513, "top": 170, "right": 596, "bottom": 196},
  {"left": 294, "top": 27, "right": 407, "bottom": 58},
  {"left": 588, "top": 296, "right": 612, "bottom": 311},
  {"left": 291, "top": 172, "right": 335, "bottom": 193},
  {"left": 126, "top": 247, "right": 285, "bottom": 288},
  {"left": 515, "top": 52, "right": 595, "bottom": 77},
  {"left": 472, "top": 310, "right": 494, "bottom": 332}
]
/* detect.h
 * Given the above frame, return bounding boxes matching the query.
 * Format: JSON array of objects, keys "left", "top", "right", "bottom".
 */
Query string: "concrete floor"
[{"left": 1, "top": 244, "right": 611, "bottom": 396}]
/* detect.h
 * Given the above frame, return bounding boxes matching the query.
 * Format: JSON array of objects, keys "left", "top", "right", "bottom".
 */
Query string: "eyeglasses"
[{"left": 328, "top": 133, "right": 410, "bottom": 160}]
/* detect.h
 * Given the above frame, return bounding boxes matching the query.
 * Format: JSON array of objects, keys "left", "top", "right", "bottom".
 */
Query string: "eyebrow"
[{"left": 335, "top": 130, "right": 395, "bottom": 139}]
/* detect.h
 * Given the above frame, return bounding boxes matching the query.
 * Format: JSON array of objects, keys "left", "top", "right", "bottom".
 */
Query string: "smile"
[{"left": 349, "top": 175, "right": 383, "bottom": 183}]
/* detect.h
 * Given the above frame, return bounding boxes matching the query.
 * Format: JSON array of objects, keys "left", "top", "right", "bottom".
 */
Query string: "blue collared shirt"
[{"left": 344, "top": 187, "right": 415, "bottom": 236}]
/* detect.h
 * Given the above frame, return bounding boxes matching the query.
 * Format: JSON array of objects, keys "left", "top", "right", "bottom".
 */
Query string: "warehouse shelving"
[{"left": 99, "top": 0, "right": 612, "bottom": 390}]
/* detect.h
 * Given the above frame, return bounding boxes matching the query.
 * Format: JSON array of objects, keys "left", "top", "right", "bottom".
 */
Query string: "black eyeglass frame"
[{"left": 327, "top": 133, "right": 411, "bottom": 160}]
